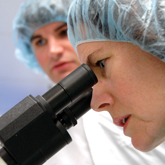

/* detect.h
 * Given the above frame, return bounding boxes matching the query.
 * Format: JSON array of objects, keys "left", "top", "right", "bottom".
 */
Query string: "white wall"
[{"left": 0, "top": 1, "right": 52, "bottom": 115}]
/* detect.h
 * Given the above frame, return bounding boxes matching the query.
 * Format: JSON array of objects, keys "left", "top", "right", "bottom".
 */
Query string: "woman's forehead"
[{"left": 77, "top": 41, "right": 122, "bottom": 56}]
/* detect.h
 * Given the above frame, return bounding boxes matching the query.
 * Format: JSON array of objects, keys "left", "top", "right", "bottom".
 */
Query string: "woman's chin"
[{"left": 131, "top": 137, "right": 156, "bottom": 152}]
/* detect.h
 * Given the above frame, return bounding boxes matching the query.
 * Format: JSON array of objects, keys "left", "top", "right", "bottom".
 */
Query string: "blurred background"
[{"left": 0, "top": 0, "right": 53, "bottom": 115}]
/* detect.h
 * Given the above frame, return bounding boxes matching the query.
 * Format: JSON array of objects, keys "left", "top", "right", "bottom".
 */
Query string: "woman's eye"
[
  {"left": 36, "top": 39, "right": 46, "bottom": 46},
  {"left": 60, "top": 30, "right": 67, "bottom": 36},
  {"left": 96, "top": 59, "right": 105, "bottom": 69}
]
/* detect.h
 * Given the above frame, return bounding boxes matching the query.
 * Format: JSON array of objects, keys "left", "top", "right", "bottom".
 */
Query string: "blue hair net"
[
  {"left": 68, "top": 0, "right": 165, "bottom": 62},
  {"left": 13, "top": 0, "right": 72, "bottom": 74}
]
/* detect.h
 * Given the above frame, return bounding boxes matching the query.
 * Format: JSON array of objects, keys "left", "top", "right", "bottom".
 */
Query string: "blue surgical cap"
[
  {"left": 68, "top": 0, "right": 165, "bottom": 62},
  {"left": 13, "top": 0, "right": 72, "bottom": 74}
]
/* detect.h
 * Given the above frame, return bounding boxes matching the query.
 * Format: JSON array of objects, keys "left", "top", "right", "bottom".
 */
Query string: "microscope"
[{"left": 0, "top": 64, "right": 97, "bottom": 165}]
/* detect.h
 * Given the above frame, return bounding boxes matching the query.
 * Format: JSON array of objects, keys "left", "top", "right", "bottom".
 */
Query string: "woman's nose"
[
  {"left": 48, "top": 38, "right": 64, "bottom": 60},
  {"left": 91, "top": 81, "right": 114, "bottom": 112}
]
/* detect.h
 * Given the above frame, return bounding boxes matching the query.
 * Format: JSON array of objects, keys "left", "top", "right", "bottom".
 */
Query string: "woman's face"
[
  {"left": 77, "top": 41, "right": 165, "bottom": 152},
  {"left": 31, "top": 22, "right": 80, "bottom": 83}
]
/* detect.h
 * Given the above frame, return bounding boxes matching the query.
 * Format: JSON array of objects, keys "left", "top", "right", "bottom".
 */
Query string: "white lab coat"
[{"left": 44, "top": 110, "right": 165, "bottom": 165}]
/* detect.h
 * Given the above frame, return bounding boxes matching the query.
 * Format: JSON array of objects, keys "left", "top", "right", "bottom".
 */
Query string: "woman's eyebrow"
[
  {"left": 86, "top": 48, "right": 102, "bottom": 66},
  {"left": 30, "top": 35, "right": 41, "bottom": 42},
  {"left": 55, "top": 23, "right": 67, "bottom": 32},
  {"left": 30, "top": 23, "right": 67, "bottom": 42}
]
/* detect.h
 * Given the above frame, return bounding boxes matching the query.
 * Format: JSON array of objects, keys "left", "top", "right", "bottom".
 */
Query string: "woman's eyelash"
[
  {"left": 60, "top": 30, "right": 67, "bottom": 35},
  {"left": 36, "top": 39, "right": 46, "bottom": 45},
  {"left": 96, "top": 59, "right": 105, "bottom": 69}
]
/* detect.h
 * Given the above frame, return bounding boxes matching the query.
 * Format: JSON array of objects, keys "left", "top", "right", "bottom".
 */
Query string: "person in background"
[
  {"left": 13, "top": 0, "right": 165, "bottom": 164},
  {"left": 68, "top": 0, "right": 165, "bottom": 153}
]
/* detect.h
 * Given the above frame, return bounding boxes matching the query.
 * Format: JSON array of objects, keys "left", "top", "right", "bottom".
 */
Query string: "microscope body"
[
  {"left": 0, "top": 64, "right": 97, "bottom": 165},
  {"left": 0, "top": 95, "right": 71, "bottom": 165}
]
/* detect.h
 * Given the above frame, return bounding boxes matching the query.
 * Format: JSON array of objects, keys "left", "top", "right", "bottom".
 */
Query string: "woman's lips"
[
  {"left": 113, "top": 115, "right": 131, "bottom": 133},
  {"left": 52, "top": 62, "right": 72, "bottom": 71}
]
